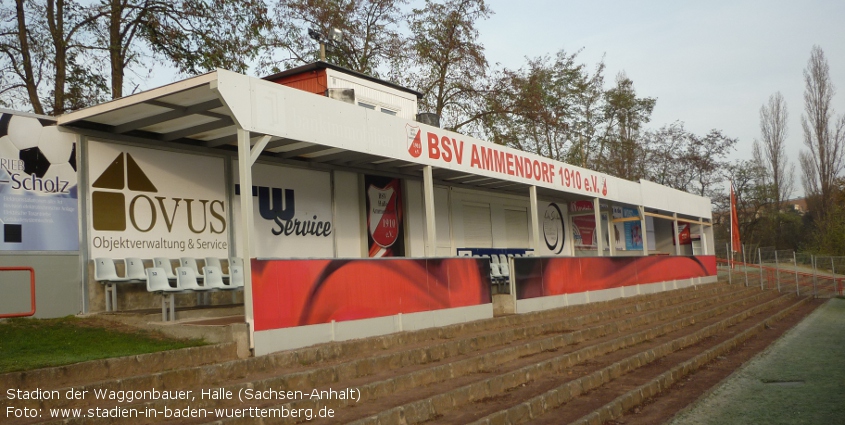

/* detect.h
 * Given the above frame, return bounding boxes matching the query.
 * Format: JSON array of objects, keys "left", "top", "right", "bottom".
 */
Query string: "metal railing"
[{"left": 716, "top": 244, "right": 844, "bottom": 298}]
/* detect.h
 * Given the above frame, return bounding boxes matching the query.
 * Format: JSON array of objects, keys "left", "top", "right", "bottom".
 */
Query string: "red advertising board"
[
  {"left": 514, "top": 256, "right": 717, "bottom": 300},
  {"left": 251, "top": 258, "right": 492, "bottom": 331}
]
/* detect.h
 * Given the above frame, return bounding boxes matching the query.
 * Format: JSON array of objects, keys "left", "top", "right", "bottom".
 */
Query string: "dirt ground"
[{"left": 604, "top": 298, "right": 823, "bottom": 425}]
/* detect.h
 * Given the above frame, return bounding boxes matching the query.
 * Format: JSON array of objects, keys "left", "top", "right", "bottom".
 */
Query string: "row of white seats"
[
  {"left": 93, "top": 257, "right": 244, "bottom": 313},
  {"left": 94, "top": 257, "right": 243, "bottom": 283},
  {"left": 147, "top": 266, "right": 244, "bottom": 322}
]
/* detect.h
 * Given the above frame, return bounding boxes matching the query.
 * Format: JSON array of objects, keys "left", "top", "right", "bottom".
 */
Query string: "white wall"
[
  {"left": 434, "top": 186, "right": 452, "bottom": 256},
  {"left": 333, "top": 170, "right": 363, "bottom": 258},
  {"left": 404, "top": 179, "right": 426, "bottom": 257},
  {"left": 326, "top": 69, "right": 418, "bottom": 120},
  {"left": 449, "top": 187, "right": 533, "bottom": 252}
]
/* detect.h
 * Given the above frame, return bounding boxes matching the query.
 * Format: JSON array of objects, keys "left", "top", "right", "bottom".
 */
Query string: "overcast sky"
[{"left": 477, "top": 0, "right": 845, "bottom": 197}]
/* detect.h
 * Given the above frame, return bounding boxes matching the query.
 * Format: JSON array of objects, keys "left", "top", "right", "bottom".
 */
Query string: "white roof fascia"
[{"left": 58, "top": 71, "right": 218, "bottom": 126}]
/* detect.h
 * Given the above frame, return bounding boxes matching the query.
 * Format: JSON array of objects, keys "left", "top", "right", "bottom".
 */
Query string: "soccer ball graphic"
[{"left": 0, "top": 113, "right": 77, "bottom": 186}]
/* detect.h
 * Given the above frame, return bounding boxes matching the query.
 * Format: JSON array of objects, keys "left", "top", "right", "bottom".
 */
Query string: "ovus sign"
[{"left": 87, "top": 141, "right": 228, "bottom": 257}]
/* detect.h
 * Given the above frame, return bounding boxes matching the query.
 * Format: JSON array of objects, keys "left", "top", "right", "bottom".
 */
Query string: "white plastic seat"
[
  {"left": 146, "top": 268, "right": 180, "bottom": 293},
  {"left": 153, "top": 257, "right": 178, "bottom": 280},
  {"left": 146, "top": 267, "right": 183, "bottom": 322},
  {"left": 203, "top": 266, "right": 235, "bottom": 290},
  {"left": 124, "top": 257, "right": 148, "bottom": 281},
  {"left": 499, "top": 255, "right": 511, "bottom": 278},
  {"left": 489, "top": 254, "right": 500, "bottom": 264},
  {"left": 175, "top": 267, "right": 210, "bottom": 291},
  {"left": 205, "top": 257, "right": 229, "bottom": 277},
  {"left": 180, "top": 257, "right": 203, "bottom": 276},
  {"left": 229, "top": 257, "right": 244, "bottom": 268},
  {"left": 229, "top": 265, "right": 245, "bottom": 288},
  {"left": 490, "top": 262, "right": 503, "bottom": 280},
  {"left": 94, "top": 258, "right": 131, "bottom": 312},
  {"left": 94, "top": 258, "right": 131, "bottom": 282}
]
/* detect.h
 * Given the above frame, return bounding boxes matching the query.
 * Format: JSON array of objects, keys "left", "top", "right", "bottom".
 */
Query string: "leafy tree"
[
  {"left": 0, "top": 0, "right": 106, "bottom": 114},
  {"left": 399, "top": 0, "right": 491, "bottom": 132},
  {"left": 264, "top": 0, "right": 405, "bottom": 75},
  {"left": 598, "top": 71, "right": 655, "bottom": 180},
  {"left": 482, "top": 50, "right": 591, "bottom": 160},
  {"left": 94, "top": 0, "right": 269, "bottom": 99}
]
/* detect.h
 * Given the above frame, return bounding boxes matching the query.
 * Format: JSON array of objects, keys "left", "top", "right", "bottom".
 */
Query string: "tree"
[
  {"left": 753, "top": 92, "right": 793, "bottom": 208},
  {"left": 0, "top": 0, "right": 106, "bottom": 114},
  {"left": 640, "top": 122, "right": 737, "bottom": 198},
  {"left": 598, "top": 71, "right": 655, "bottom": 180},
  {"left": 400, "top": 0, "right": 491, "bottom": 132},
  {"left": 642, "top": 121, "right": 693, "bottom": 189},
  {"left": 799, "top": 45, "right": 845, "bottom": 217},
  {"left": 264, "top": 0, "right": 405, "bottom": 75},
  {"left": 95, "top": 0, "right": 269, "bottom": 99},
  {"left": 482, "top": 50, "right": 590, "bottom": 160},
  {"left": 713, "top": 160, "right": 768, "bottom": 249}
]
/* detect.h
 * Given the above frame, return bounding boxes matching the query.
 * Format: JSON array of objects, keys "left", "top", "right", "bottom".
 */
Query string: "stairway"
[{"left": 2, "top": 282, "right": 815, "bottom": 425}]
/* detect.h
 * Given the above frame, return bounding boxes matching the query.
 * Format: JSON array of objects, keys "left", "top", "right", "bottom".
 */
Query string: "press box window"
[{"left": 358, "top": 102, "right": 376, "bottom": 110}]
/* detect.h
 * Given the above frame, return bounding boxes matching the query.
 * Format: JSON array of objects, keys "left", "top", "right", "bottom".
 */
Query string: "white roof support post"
[
  {"left": 529, "top": 186, "right": 541, "bottom": 254},
  {"left": 639, "top": 205, "right": 649, "bottom": 256},
  {"left": 237, "top": 128, "right": 269, "bottom": 352},
  {"left": 423, "top": 165, "right": 437, "bottom": 257},
  {"left": 607, "top": 203, "right": 617, "bottom": 256},
  {"left": 673, "top": 213, "right": 681, "bottom": 256},
  {"left": 700, "top": 218, "right": 709, "bottom": 255},
  {"left": 593, "top": 197, "right": 604, "bottom": 257}
]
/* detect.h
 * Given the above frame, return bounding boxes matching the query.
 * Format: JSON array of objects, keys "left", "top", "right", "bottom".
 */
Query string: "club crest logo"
[
  {"left": 406, "top": 124, "right": 422, "bottom": 158},
  {"left": 367, "top": 184, "right": 399, "bottom": 248}
]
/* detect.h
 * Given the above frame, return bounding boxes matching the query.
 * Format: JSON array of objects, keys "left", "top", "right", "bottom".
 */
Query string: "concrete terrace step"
[
  {"left": 333, "top": 291, "right": 787, "bottom": 425},
  {"left": 182, "top": 287, "right": 767, "bottom": 425},
  {"left": 464, "top": 295, "right": 806, "bottom": 425},
  {"left": 564, "top": 298, "right": 811, "bottom": 425},
  {"left": 219, "top": 287, "right": 770, "bottom": 425},
  {"left": 22, "top": 284, "right": 747, "bottom": 424}
]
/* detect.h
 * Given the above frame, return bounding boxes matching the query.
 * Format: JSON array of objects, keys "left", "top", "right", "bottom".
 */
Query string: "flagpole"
[{"left": 729, "top": 181, "right": 734, "bottom": 269}]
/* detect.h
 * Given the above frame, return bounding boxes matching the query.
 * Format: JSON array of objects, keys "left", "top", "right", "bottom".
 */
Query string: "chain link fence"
[{"left": 715, "top": 241, "right": 844, "bottom": 298}]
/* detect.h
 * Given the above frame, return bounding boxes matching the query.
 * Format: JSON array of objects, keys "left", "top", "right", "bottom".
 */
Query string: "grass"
[{"left": 0, "top": 316, "right": 206, "bottom": 374}]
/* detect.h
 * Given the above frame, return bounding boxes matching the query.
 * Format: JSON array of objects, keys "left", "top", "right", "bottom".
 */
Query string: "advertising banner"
[
  {"left": 674, "top": 222, "right": 692, "bottom": 245},
  {"left": 619, "top": 207, "right": 641, "bottom": 250},
  {"left": 514, "top": 255, "right": 717, "bottom": 300},
  {"left": 571, "top": 214, "right": 612, "bottom": 250},
  {"left": 233, "top": 162, "right": 333, "bottom": 258},
  {"left": 87, "top": 141, "right": 228, "bottom": 258},
  {"left": 365, "top": 175, "right": 404, "bottom": 257},
  {"left": 251, "top": 257, "right": 491, "bottom": 330},
  {"left": 0, "top": 114, "right": 78, "bottom": 251}
]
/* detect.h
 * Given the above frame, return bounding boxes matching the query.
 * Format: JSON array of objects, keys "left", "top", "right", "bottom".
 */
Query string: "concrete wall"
[{"left": 0, "top": 254, "right": 80, "bottom": 318}]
